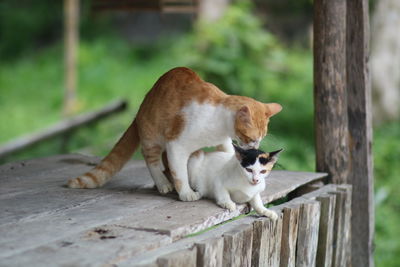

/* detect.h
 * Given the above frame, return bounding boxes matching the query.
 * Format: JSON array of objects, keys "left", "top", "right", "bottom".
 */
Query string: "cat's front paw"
[
  {"left": 218, "top": 201, "right": 237, "bottom": 212},
  {"left": 259, "top": 209, "right": 279, "bottom": 220},
  {"left": 156, "top": 181, "right": 174, "bottom": 194},
  {"left": 179, "top": 190, "right": 201, "bottom": 202}
]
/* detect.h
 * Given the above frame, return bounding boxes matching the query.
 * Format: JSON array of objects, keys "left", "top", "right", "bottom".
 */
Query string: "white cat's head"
[{"left": 233, "top": 144, "right": 283, "bottom": 185}]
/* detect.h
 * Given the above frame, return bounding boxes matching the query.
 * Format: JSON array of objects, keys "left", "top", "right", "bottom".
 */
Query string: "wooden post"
[
  {"left": 156, "top": 247, "right": 197, "bottom": 267},
  {"left": 252, "top": 217, "right": 282, "bottom": 267},
  {"left": 314, "top": 0, "right": 374, "bottom": 265},
  {"left": 195, "top": 237, "right": 224, "bottom": 267},
  {"left": 315, "top": 194, "right": 336, "bottom": 267},
  {"left": 279, "top": 205, "right": 300, "bottom": 267},
  {"left": 223, "top": 224, "right": 253, "bottom": 267},
  {"left": 295, "top": 201, "right": 320, "bottom": 267},
  {"left": 346, "top": 0, "right": 374, "bottom": 266},
  {"left": 314, "top": 0, "right": 350, "bottom": 184},
  {"left": 64, "top": 0, "right": 79, "bottom": 116}
]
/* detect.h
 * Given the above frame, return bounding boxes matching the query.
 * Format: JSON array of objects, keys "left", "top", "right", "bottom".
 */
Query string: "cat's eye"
[
  {"left": 260, "top": 170, "right": 267, "bottom": 174},
  {"left": 245, "top": 168, "right": 253, "bottom": 173}
]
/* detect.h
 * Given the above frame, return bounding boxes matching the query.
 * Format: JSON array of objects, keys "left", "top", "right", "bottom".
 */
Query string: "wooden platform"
[{"left": 0, "top": 154, "right": 327, "bottom": 266}]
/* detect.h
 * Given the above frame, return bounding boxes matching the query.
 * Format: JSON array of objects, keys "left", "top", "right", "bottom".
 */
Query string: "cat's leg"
[
  {"left": 215, "top": 138, "right": 234, "bottom": 153},
  {"left": 249, "top": 194, "right": 278, "bottom": 220},
  {"left": 215, "top": 187, "right": 236, "bottom": 212},
  {"left": 166, "top": 143, "right": 201, "bottom": 201},
  {"left": 142, "top": 145, "right": 173, "bottom": 194}
]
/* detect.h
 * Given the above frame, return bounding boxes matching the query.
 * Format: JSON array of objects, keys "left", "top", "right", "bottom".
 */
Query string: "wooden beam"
[
  {"left": 346, "top": 0, "right": 374, "bottom": 260},
  {"left": 0, "top": 100, "right": 127, "bottom": 159},
  {"left": 314, "top": 0, "right": 350, "bottom": 184}
]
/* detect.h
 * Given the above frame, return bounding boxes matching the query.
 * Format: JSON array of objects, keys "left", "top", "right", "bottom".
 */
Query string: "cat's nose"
[{"left": 252, "top": 178, "right": 259, "bottom": 184}]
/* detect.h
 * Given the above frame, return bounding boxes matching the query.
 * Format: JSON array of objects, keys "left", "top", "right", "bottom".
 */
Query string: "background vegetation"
[{"left": 0, "top": 1, "right": 398, "bottom": 265}]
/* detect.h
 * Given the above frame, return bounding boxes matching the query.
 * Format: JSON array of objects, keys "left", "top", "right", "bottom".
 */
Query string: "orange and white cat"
[{"left": 68, "top": 67, "right": 282, "bottom": 201}]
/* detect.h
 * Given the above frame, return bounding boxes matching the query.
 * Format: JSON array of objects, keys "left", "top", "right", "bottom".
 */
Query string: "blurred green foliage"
[
  {"left": 0, "top": 1, "right": 398, "bottom": 265},
  {"left": 0, "top": 0, "right": 112, "bottom": 61},
  {"left": 374, "top": 123, "right": 400, "bottom": 266},
  {"left": 190, "top": 1, "right": 284, "bottom": 97}
]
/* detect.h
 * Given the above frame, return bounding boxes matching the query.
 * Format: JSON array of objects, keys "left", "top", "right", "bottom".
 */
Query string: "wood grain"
[
  {"left": 195, "top": 237, "right": 224, "bottom": 267},
  {"left": 279, "top": 205, "right": 300, "bottom": 267},
  {"left": 252, "top": 216, "right": 282, "bottom": 267},
  {"left": 314, "top": 0, "right": 350, "bottom": 184},
  {"left": 346, "top": 0, "right": 374, "bottom": 265},
  {"left": 316, "top": 194, "right": 336, "bottom": 267},
  {"left": 296, "top": 201, "right": 321, "bottom": 267},
  {"left": 156, "top": 247, "right": 197, "bottom": 267},
  {"left": 223, "top": 224, "right": 253, "bottom": 267}
]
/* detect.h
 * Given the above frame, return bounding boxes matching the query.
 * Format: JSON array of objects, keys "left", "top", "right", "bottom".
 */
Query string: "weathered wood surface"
[
  {"left": 315, "top": 194, "right": 336, "bottom": 267},
  {"left": 346, "top": 0, "right": 374, "bottom": 266},
  {"left": 223, "top": 224, "right": 253, "bottom": 267},
  {"left": 0, "top": 154, "right": 326, "bottom": 266},
  {"left": 195, "top": 237, "right": 224, "bottom": 267},
  {"left": 127, "top": 184, "right": 351, "bottom": 267},
  {"left": 331, "top": 186, "right": 352, "bottom": 267},
  {"left": 252, "top": 216, "right": 282, "bottom": 267},
  {"left": 314, "top": 0, "right": 350, "bottom": 184},
  {"left": 156, "top": 246, "right": 197, "bottom": 267},
  {"left": 295, "top": 200, "right": 321, "bottom": 267},
  {"left": 279, "top": 205, "right": 300, "bottom": 267}
]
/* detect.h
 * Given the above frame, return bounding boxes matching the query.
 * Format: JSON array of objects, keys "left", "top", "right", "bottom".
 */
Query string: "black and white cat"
[{"left": 188, "top": 144, "right": 282, "bottom": 220}]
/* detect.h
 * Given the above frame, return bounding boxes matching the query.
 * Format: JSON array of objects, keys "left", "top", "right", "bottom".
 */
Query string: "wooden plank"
[
  {"left": 314, "top": 0, "right": 350, "bottom": 184},
  {"left": 156, "top": 247, "right": 197, "bottom": 267},
  {"left": 195, "top": 237, "right": 224, "bottom": 267},
  {"left": 0, "top": 155, "right": 326, "bottom": 265},
  {"left": 346, "top": 0, "right": 374, "bottom": 266},
  {"left": 263, "top": 170, "right": 327, "bottom": 204},
  {"left": 0, "top": 225, "right": 171, "bottom": 267},
  {"left": 279, "top": 205, "right": 300, "bottom": 267},
  {"left": 251, "top": 216, "right": 282, "bottom": 267},
  {"left": 330, "top": 190, "right": 347, "bottom": 267},
  {"left": 315, "top": 194, "right": 336, "bottom": 267},
  {"left": 296, "top": 200, "right": 320, "bottom": 267},
  {"left": 338, "top": 185, "right": 352, "bottom": 266},
  {"left": 223, "top": 224, "right": 253, "bottom": 267}
]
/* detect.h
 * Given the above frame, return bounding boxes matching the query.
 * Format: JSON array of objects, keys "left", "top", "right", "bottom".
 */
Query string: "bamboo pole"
[{"left": 64, "top": 0, "right": 79, "bottom": 116}]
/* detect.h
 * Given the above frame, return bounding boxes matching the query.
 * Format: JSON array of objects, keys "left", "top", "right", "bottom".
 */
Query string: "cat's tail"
[{"left": 67, "top": 119, "right": 140, "bottom": 189}]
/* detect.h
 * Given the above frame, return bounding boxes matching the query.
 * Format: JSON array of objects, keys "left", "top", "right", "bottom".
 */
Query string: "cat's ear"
[
  {"left": 269, "top": 148, "right": 283, "bottom": 163},
  {"left": 236, "top": 106, "right": 252, "bottom": 126},
  {"left": 265, "top": 103, "right": 282, "bottom": 117},
  {"left": 233, "top": 143, "right": 244, "bottom": 160}
]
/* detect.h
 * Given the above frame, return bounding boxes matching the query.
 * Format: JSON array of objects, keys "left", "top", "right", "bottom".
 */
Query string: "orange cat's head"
[{"left": 234, "top": 102, "right": 282, "bottom": 149}]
